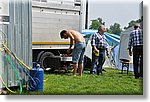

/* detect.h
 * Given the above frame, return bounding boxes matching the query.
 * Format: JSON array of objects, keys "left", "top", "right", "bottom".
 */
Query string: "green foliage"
[
  {"left": 89, "top": 17, "right": 143, "bottom": 35},
  {"left": 89, "top": 18, "right": 105, "bottom": 30},
  {"left": 124, "top": 16, "right": 143, "bottom": 29},
  {"left": 107, "top": 23, "right": 122, "bottom": 35},
  {"left": 90, "top": 16, "right": 143, "bottom": 35},
  {"left": 89, "top": 18, "right": 122, "bottom": 35}
]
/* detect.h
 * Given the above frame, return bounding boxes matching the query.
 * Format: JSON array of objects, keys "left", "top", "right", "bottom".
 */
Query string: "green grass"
[{"left": 8, "top": 68, "right": 143, "bottom": 95}]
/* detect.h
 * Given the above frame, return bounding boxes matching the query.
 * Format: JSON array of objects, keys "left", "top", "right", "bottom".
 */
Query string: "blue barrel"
[{"left": 29, "top": 62, "right": 44, "bottom": 91}]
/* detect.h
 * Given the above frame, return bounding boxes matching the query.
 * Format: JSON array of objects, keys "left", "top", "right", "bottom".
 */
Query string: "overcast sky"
[{"left": 83, "top": 0, "right": 142, "bottom": 29}]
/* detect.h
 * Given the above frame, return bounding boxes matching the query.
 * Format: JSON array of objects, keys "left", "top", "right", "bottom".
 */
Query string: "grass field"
[
  {"left": 18, "top": 68, "right": 143, "bottom": 95},
  {"left": 19, "top": 68, "right": 143, "bottom": 95}
]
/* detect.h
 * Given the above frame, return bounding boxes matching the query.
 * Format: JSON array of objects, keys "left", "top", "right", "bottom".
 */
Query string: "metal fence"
[{"left": 0, "top": 0, "right": 32, "bottom": 88}]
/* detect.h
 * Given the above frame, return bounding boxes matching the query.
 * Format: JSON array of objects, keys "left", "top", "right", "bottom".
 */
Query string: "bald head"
[
  {"left": 134, "top": 23, "right": 140, "bottom": 30},
  {"left": 98, "top": 25, "right": 106, "bottom": 34}
]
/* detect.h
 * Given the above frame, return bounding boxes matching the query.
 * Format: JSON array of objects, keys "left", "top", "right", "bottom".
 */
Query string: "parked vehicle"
[{"left": 32, "top": 0, "right": 83, "bottom": 72}]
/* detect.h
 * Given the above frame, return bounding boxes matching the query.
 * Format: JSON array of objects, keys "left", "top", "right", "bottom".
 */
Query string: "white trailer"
[{"left": 32, "top": 0, "right": 83, "bottom": 71}]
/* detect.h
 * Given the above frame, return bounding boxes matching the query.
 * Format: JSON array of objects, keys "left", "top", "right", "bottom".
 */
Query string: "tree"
[
  {"left": 108, "top": 23, "right": 122, "bottom": 35},
  {"left": 89, "top": 17, "right": 122, "bottom": 35},
  {"left": 89, "top": 18, "right": 105, "bottom": 30},
  {"left": 124, "top": 16, "right": 143, "bottom": 29},
  {"left": 126, "top": 20, "right": 136, "bottom": 29}
]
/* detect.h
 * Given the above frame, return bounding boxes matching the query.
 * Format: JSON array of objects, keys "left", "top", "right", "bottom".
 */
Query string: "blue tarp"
[
  {"left": 82, "top": 29, "right": 121, "bottom": 68},
  {"left": 81, "top": 29, "right": 120, "bottom": 46}
]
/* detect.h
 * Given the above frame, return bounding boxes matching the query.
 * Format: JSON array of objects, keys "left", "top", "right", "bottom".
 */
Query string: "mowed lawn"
[{"left": 21, "top": 68, "right": 143, "bottom": 95}]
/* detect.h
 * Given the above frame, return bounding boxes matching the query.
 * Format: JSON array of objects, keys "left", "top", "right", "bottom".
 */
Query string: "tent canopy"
[
  {"left": 81, "top": 29, "right": 134, "bottom": 71},
  {"left": 82, "top": 29, "right": 120, "bottom": 68},
  {"left": 82, "top": 29, "right": 120, "bottom": 46}
]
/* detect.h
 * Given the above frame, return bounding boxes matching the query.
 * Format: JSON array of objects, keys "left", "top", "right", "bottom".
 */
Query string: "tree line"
[{"left": 89, "top": 16, "right": 143, "bottom": 36}]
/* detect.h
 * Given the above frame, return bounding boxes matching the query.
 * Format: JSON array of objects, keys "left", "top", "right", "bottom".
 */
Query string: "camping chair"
[{"left": 120, "top": 59, "right": 131, "bottom": 74}]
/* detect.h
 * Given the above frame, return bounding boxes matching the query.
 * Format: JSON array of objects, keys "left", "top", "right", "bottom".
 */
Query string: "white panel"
[
  {"left": 32, "top": 0, "right": 81, "bottom": 48},
  {"left": 119, "top": 27, "right": 134, "bottom": 61},
  {"left": 33, "top": 28, "right": 50, "bottom": 34},
  {"left": 0, "top": 0, "right": 9, "bottom": 16},
  {"left": 32, "top": 7, "right": 41, "bottom": 12},
  {"left": 32, "top": 0, "right": 80, "bottom": 11},
  {"left": 119, "top": 34, "right": 130, "bottom": 60},
  {"left": 47, "top": 0, "right": 61, "bottom": 5},
  {"left": 32, "top": 12, "right": 61, "bottom": 19}
]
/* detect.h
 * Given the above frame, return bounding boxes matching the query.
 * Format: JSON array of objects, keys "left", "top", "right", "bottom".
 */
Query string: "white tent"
[
  {"left": 83, "top": 31, "right": 119, "bottom": 68},
  {"left": 111, "top": 45, "right": 120, "bottom": 68},
  {"left": 118, "top": 27, "right": 134, "bottom": 71}
]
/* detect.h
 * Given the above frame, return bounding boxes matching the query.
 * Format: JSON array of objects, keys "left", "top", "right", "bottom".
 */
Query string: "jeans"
[
  {"left": 91, "top": 49, "right": 106, "bottom": 75},
  {"left": 97, "top": 49, "right": 105, "bottom": 75},
  {"left": 91, "top": 50, "right": 99, "bottom": 74},
  {"left": 72, "top": 42, "right": 86, "bottom": 64}
]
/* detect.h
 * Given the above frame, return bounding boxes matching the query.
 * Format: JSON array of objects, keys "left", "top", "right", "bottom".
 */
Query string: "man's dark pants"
[
  {"left": 97, "top": 49, "right": 105, "bottom": 75},
  {"left": 133, "top": 45, "right": 143, "bottom": 78}
]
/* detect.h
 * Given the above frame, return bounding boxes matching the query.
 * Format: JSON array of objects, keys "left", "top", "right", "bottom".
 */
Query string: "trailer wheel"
[
  {"left": 36, "top": 51, "right": 45, "bottom": 62},
  {"left": 39, "top": 52, "right": 54, "bottom": 70},
  {"left": 39, "top": 52, "right": 61, "bottom": 72}
]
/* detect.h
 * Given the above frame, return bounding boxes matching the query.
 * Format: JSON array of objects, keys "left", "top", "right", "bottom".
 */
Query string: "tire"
[
  {"left": 36, "top": 51, "right": 45, "bottom": 62},
  {"left": 39, "top": 52, "right": 61, "bottom": 72},
  {"left": 39, "top": 52, "right": 54, "bottom": 69}
]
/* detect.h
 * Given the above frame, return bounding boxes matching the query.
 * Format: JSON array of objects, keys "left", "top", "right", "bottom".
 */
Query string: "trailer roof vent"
[{"left": 74, "top": 0, "right": 81, "bottom": 6}]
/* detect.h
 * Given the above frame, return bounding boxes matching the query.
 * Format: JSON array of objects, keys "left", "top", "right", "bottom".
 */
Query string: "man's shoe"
[{"left": 102, "top": 69, "right": 106, "bottom": 72}]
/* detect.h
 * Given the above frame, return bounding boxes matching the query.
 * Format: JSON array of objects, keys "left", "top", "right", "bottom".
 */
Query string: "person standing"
[
  {"left": 128, "top": 23, "right": 143, "bottom": 79},
  {"left": 91, "top": 25, "right": 109, "bottom": 75},
  {"left": 60, "top": 30, "right": 86, "bottom": 76}
]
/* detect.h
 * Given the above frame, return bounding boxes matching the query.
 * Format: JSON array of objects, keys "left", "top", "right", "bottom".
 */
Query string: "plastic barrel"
[{"left": 29, "top": 62, "right": 44, "bottom": 91}]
